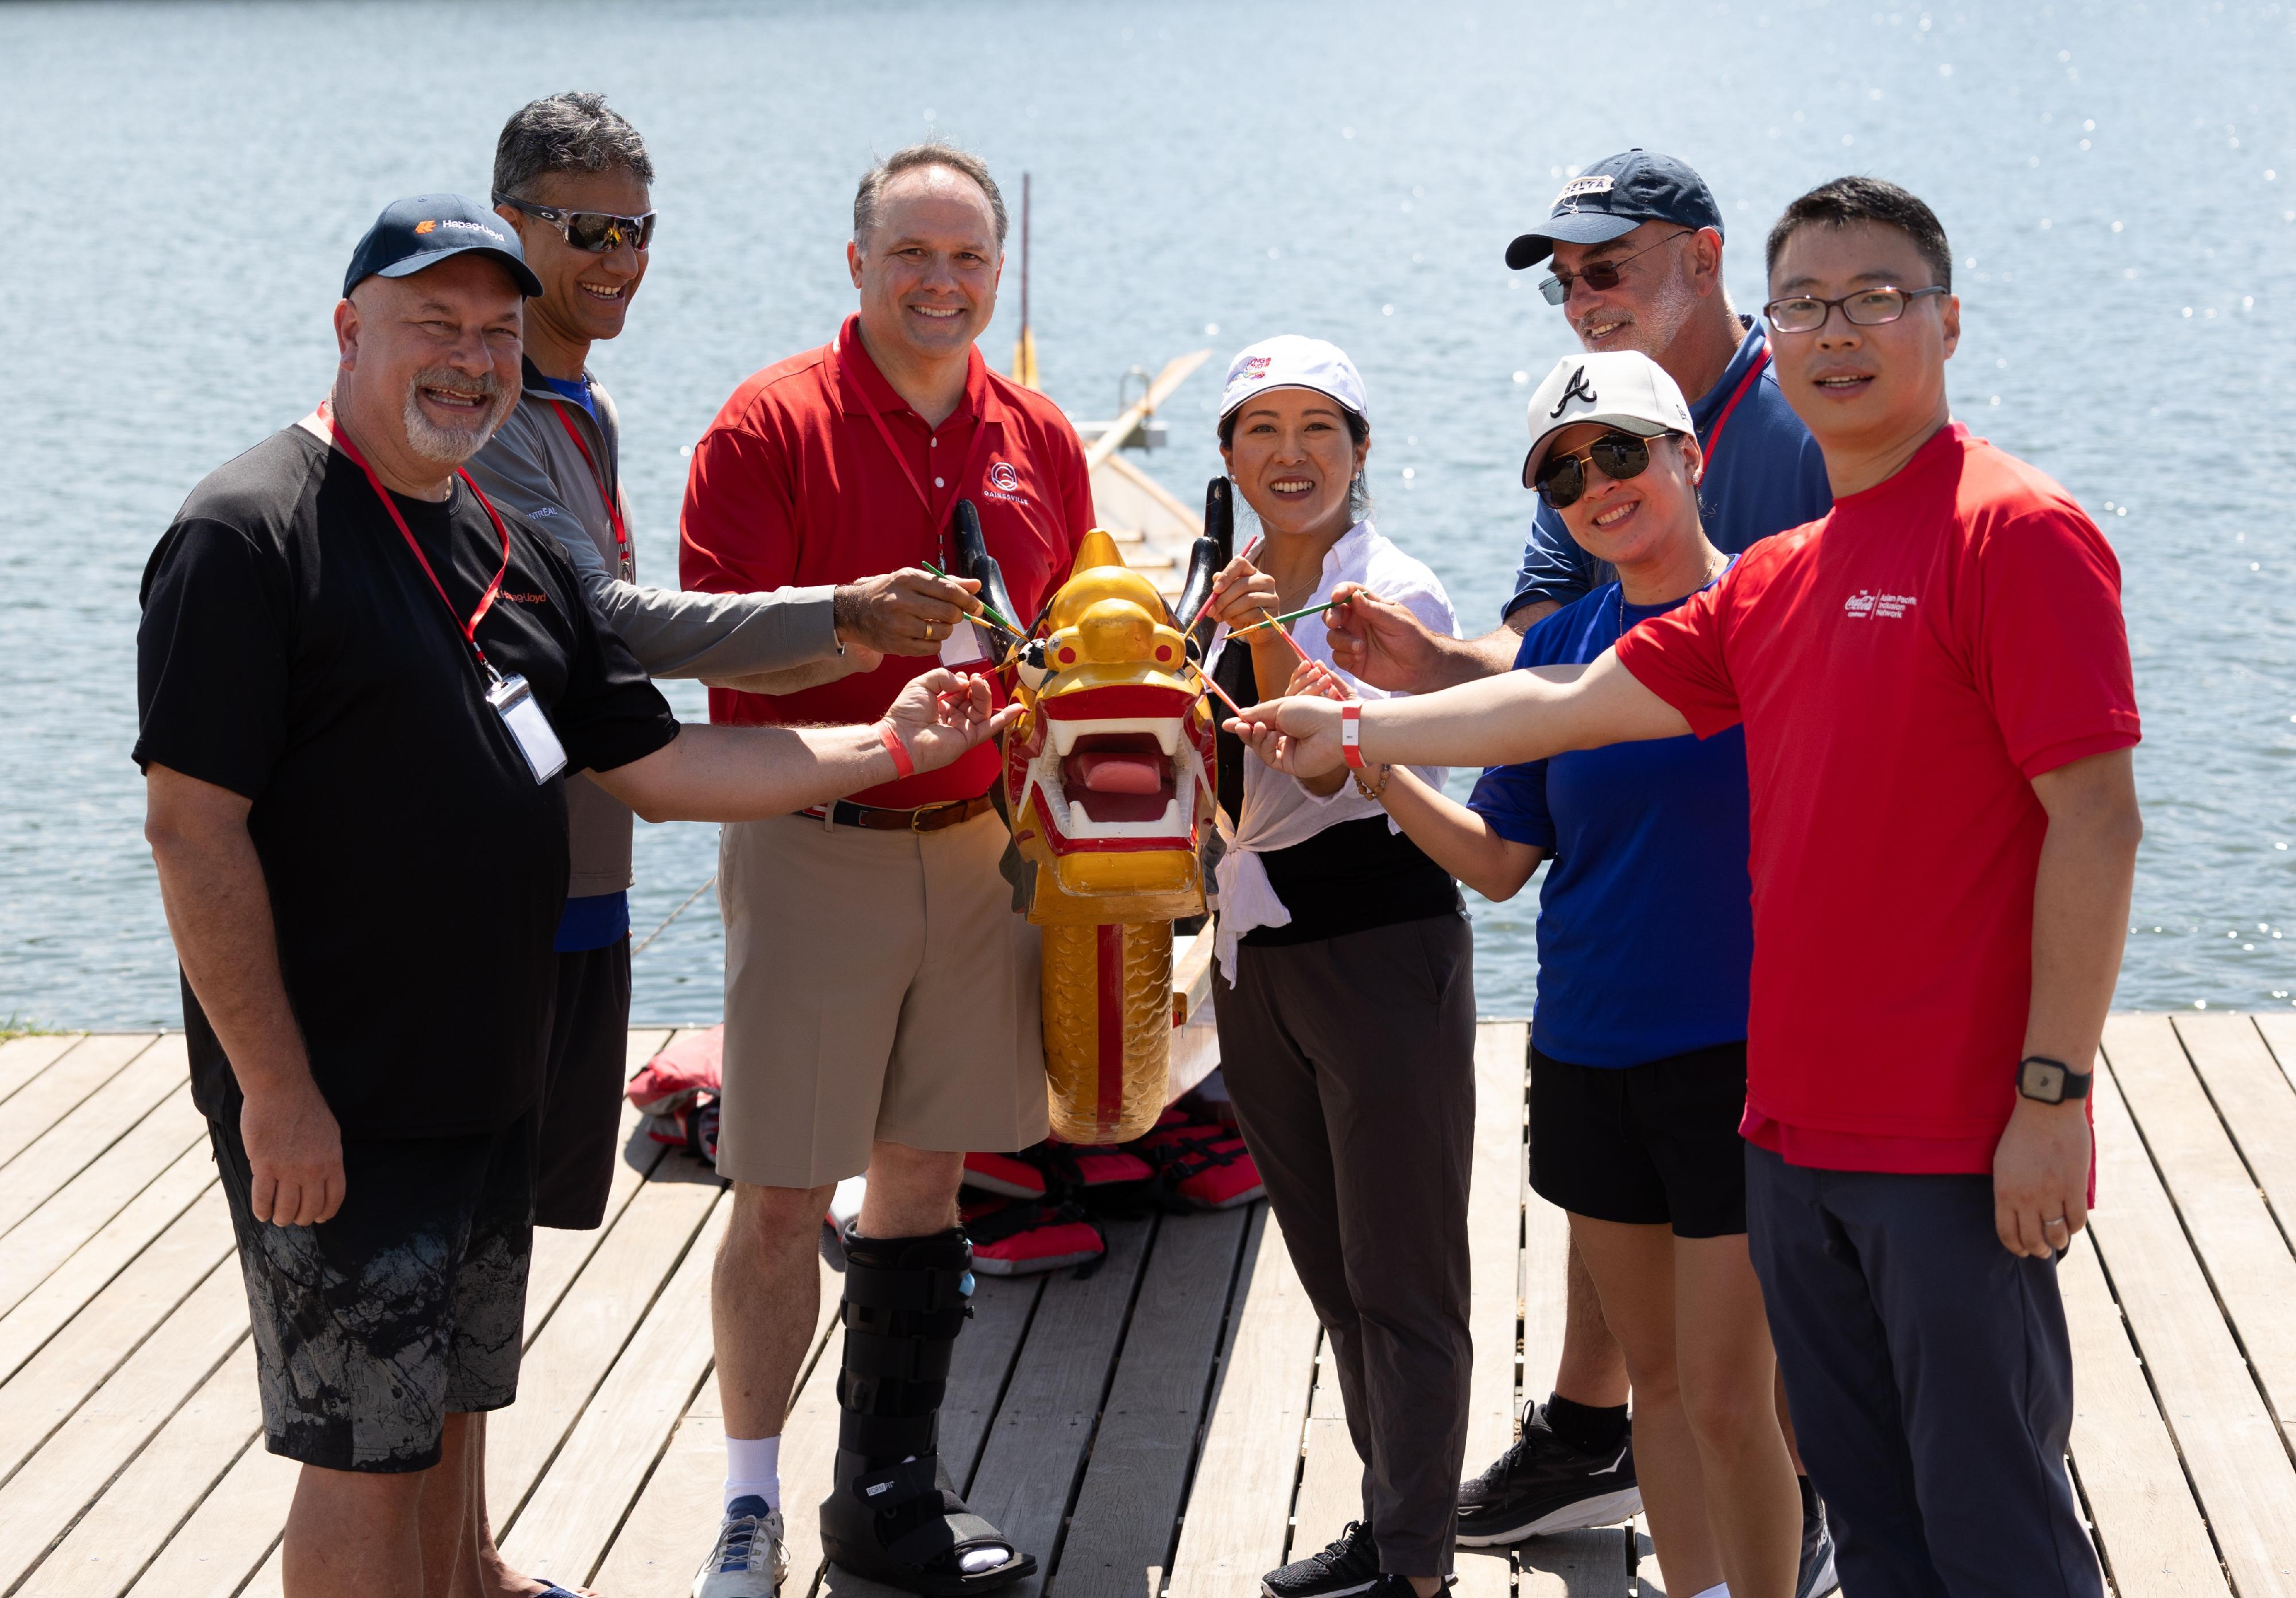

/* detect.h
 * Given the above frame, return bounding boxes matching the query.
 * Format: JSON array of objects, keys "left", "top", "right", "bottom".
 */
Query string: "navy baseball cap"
[
  {"left": 1504, "top": 150, "right": 1724, "bottom": 271},
  {"left": 342, "top": 193, "right": 542, "bottom": 299}
]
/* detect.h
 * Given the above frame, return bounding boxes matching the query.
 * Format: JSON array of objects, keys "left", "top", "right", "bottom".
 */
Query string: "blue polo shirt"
[
  {"left": 1504, "top": 319, "right": 1830, "bottom": 618},
  {"left": 1469, "top": 572, "right": 1752, "bottom": 1068}
]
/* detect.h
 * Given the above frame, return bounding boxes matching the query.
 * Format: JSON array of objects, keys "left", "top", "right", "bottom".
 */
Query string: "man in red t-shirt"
[
  {"left": 679, "top": 142, "right": 1091, "bottom": 1598},
  {"left": 1229, "top": 179, "right": 2137, "bottom": 1597}
]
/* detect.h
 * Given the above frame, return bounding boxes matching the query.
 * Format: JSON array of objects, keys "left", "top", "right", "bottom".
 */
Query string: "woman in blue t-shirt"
[{"left": 1364, "top": 352, "right": 1801, "bottom": 1598}]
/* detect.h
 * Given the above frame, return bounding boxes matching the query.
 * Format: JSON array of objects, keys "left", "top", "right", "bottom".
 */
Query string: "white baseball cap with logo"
[
  {"left": 1217, "top": 335, "right": 1370, "bottom": 424},
  {"left": 1520, "top": 350, "right": 1694, "bottom": 488}
]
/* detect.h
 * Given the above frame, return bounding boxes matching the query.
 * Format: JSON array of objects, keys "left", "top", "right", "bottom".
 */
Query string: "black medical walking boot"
[{"left": 819, "top": 1224, "right": 1037, "bottom": 1596}]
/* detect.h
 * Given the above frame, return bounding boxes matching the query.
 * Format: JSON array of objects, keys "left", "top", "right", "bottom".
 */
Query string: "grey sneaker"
[{"left": 693, "top": 1496, "right": 789, "bottom": 1598}]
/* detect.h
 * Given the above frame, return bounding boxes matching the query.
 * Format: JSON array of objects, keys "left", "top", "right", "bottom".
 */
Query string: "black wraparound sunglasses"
[
  {"left": 1532, "top": 429, "right": 1655, "bottom": 509},
  {"left": 493, "top": 195, "right": 657, "bottom": 254}
]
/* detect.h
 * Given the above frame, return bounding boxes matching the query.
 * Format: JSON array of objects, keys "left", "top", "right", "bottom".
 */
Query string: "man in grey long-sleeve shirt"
[{"left": 461, "top": 92, "right": 983, "bottom": 1598}]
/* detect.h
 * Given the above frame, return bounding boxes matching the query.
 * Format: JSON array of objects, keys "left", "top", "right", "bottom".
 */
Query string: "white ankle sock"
[
  {"left": 725, "top": 1433, "right": 782, "bottom": 1513},
  {"left": 1689, "top": 1584, "right": 1731, "bottom": 1598}
]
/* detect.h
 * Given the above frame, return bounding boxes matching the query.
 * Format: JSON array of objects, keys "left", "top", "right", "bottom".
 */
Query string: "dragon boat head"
[{"left": 1004, "top": 529, "right": 1215, "bottom": 926}]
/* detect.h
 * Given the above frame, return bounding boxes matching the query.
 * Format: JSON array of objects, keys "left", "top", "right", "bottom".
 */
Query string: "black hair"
[
  {"left": 494, "top": 92, "right": 654, "bottom": 199},
  {"left": 1765, "top": 176, "right": 1952, "bottom": 292},
  {"left": 854, "top": 141, "right": 1009, "bottom": 249},
  {"left": 1217, "top": 402, "right": 1374, "bottom": 522}
]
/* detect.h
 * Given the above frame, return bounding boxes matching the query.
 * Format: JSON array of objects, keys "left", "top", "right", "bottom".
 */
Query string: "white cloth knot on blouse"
[{"left": 1207, "top": 519, "right": 1457, "bottom": 983}]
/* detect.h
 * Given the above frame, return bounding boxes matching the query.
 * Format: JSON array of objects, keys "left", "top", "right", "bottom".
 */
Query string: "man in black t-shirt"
[{"left": 134, "top": 195, "right": 1014, "bottom": 1598}]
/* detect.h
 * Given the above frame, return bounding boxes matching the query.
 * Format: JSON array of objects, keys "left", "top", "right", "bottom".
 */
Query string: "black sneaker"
[
  {"left": 1263, "top": 1519, "right": 1380, "bottom": 1598},
  {"left": 1454, "top": 1403, "right": 1640, "bottom": 1545},
  {"left": 1796, "top": 1480, "right": 1839, "bottom": 1598}
]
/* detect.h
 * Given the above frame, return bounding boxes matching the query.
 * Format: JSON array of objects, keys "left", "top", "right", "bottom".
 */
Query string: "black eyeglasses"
[
  {"left": 493, "top": 195, "right": 657, "bottom": 254},
  {"left": 1763, "top": 285, "right": 1946, "bottom": 335},
  {"left": 1533, "top": 430, "right": 1655, "bottom": 509},
  {"left": 1537, "top": 230, "right": 1696, "bottom": 306}
]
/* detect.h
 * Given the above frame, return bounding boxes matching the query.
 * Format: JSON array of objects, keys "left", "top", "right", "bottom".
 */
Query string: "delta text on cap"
[
  {"left": 1217, "top": 335, "right": 1370, "bottom": 424},
  {"left": 1520, "top": 351, "right": 1694, "bottom": 488},
  {"left": 343, "top": 193, "right": 543, "bottom": 299},
  {"left": 1503, "top": 150, "right": 1724, "bottom": 272}
]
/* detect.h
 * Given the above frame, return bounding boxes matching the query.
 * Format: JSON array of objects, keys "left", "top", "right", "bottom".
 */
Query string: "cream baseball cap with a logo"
[
  {"left": 1217, "top": 335, "right": 1370, "bottom": 424},
  {"left": 1521, "top": 351, "right": 1694, "bottom": 488}
]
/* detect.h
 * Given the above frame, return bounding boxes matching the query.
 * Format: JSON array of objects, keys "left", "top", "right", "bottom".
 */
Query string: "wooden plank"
[
  {"left": 0, "top": 1032, "right": 156, "bottom": 1175},
  {"left": 486, "top": 1161, "right": 722, "bottom": 1527},
  {"left": 0, "top": 1183, "right": 235, "bottom": 1477},
  {"left": 503, "top": 1193, "right": 732, "bottom": 1589},
  {"left": 953, "top": 1216, "right": 1157, "bottom": 1598},
  {"left": 0, "top": 1263, "right": 248, "bottom": 1592},
  {"left": 0, "top": 1037, "right": 188, "bottom": 1240},
  {"left": 2085, "top": 1055, "right": 2296, "bottom": 1595},
  {"left": 0, "top": 1079, "right": 206, "bottom": 1314},
  {"left": 120, "top": 1429, "right": 294, "bottom": 1598},
  {"left": 1459, "top": 1022, "right": 1529, "bottom": 1598},
  {"left": 1058, "top": 1206, "right": 1250, "bottom": 1598},
  {"left": 522, "top": 1027, "right": 677, "bottom": 1331},
  {"left": 590, "top": 1251, "right": 846, "bottom": 1598},
  {"left": 1163, "top": 1205, "right": 1320, "bottom": 1598},
  {"left": 2172, "top": 1013, "right": 2296, "bottom": 1228},
  {"left": 1290, "top": 1339, "right": 1360, "bottom": 1554},
  {"left": 25, "top": 1341, "right": 262, "bottom": 1598},
  {"left": 786, "top": 1263, "right": 1044, "bottom": 1598},
  {"left": 2250, "top": 1011, "right": 2296, "bottom": 1093},
  {"left": 0, "top": 1139, "right": 216, "bottom": 1381},
  {"left": 2110, "top": 1015, "right": 2296, "bottom": 1450},
  {"left": 0, "top": 1032, "right": 84, "bottom": 1108},
  {"left": 2058, "top": 1235, "right": 2229, "bottom": 1598},
  {"left": 1516, "top": 1091, "right": 1635, "bottom": 1598}
]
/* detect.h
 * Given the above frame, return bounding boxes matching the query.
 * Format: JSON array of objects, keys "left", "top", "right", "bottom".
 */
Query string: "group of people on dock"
[{"left": 133, "top": 91, "right": 2141, "bottom": 1598}]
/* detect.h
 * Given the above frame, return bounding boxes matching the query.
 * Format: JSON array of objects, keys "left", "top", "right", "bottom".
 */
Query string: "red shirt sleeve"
[
  {"left": 1971, "top": 506, "right": 2142, "bottom": 777},
  {"left": 1612, "top": 568, "right": 1744, "bottom": 738},
  {"left": 678, "top": 414, "right": 798, "bottom": 597}
]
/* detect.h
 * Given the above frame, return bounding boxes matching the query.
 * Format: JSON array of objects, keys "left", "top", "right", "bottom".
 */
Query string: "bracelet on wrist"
[
  {"left": 875, "top": 721, "right": 915, "bottom": 779},
  {"left": 1351, "top": 762, "right": 1393, "bottom": 800}
]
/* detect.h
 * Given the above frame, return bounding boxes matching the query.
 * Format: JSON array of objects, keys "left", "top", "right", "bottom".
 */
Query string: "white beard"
[{"left": 401, "top": 371, "right": 515, "bottom": 464}]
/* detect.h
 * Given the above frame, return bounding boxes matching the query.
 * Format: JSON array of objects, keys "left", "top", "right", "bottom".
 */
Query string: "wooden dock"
[{"left": 1, "top": 1015, "right": 2293, "bottom": 1597}]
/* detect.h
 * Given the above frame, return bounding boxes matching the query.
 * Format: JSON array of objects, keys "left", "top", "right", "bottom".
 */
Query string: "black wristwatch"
[{"left": 2016, "top": 1055, "right": 2093, "bottom": 1105}]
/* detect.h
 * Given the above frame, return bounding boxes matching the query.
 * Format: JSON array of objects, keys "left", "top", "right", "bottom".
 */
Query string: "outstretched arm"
[
  {"left": 593, "top": 668, "right": 1019, "bottom": 823},
  {"left": 1228, "top": 646, "right": 1692, "bottom": 778},
  {"left": 1372, "top": 765, "right": 1546, "bottom": 902}
]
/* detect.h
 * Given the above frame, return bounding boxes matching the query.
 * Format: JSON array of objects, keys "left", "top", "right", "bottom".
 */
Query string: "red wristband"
[
  {"left": 876, "top": 721, "right": 915, "bottom": 779},
  {"left": 1340, "top": 703, "right": 1365, "bottom": 769}
]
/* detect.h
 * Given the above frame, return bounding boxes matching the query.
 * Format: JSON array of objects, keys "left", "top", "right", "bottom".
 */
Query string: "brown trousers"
[{"left": 1215, "top": 912, "right": 1477, "bottom": 1574}]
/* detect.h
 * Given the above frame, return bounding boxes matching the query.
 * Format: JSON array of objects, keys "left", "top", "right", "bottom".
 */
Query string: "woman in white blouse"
[{"left": 1199, "top": 336, "right": 1475, "bottom": 1598}]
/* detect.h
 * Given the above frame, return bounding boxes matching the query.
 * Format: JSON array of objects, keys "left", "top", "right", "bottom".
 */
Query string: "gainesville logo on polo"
[
  {"left": 1843, "top": 589, "right": 1916, "bottom": 620},
  {"left": 985, "top": 459, "right": 1028, "bottom": 505}
]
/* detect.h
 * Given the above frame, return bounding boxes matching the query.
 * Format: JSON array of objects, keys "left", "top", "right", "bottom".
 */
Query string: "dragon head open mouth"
[{"left": 1004, "top": 530, "right": 1215, "bottom": 924}]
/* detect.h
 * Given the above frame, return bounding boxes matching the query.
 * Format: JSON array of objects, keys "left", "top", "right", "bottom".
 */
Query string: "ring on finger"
[{"left": 2044, "top": 1215, "right": 2069, "bottom": 1228}]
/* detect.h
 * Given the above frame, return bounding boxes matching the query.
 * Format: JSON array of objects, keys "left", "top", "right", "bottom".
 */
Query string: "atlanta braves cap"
[
  {"left": 1503, "top": 150, "right": 1724, "bottom": 271},
  {"left": 1521, "top": 351, "right": 1694, "bottom": 488},
  {"left": 1217, "top": 335, "right": 1370, "bottom": 424},
  {"left": 343, "top": 193, "right": 543, "bottom": 299}
]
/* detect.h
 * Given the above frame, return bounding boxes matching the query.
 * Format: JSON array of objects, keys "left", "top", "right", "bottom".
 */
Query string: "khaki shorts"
[{"left": 716, "top": 808, "right": 1049, "bottom": 1189}]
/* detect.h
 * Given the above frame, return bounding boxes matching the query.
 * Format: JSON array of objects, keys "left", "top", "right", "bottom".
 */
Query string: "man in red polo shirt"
[
  {"left": 1227, "top": 178, "right": 2138, "bottom": 1597},
  {"left": 680, "top": 141, "right": 1091, "bottom": 1598}
]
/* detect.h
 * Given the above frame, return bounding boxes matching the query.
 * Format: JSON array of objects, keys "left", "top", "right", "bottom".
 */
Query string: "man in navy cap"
[
  {"left": 1321, "top": 150, "right": 1839, "bottom": 1593},
  {"left": 134, "top": 193, "right": 1014, "bottom": 1598}
]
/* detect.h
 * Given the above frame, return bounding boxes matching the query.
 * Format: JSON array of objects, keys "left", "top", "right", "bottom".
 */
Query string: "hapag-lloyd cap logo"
[{"left": 988, "top": 461, "right": 1022, "bottom": 494}]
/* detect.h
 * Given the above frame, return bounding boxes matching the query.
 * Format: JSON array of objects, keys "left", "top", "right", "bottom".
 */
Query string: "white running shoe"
[{"left": 693, "top": 1496, "right": 788, "bottom": 1598}]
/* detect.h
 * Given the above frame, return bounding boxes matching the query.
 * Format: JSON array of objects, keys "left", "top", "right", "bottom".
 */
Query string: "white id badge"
[
  {"left": 486, "top": 673, "right": 568, "bottom": 783},
  {"left": 938, "top": 618, "right": 988, "bottom": 666}
]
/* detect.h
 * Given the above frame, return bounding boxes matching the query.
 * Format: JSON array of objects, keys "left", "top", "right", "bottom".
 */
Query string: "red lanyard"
[
  {"left": 323, "top": 406, "right": 513, "bottom": 678},
  {"left": 549, "top": 400, "right": 633, "bottom": 577},
  {"left": 1701, "top": 347, "right": 1771, "bottom": 462},
  {"left": 838, "top": 331, "right": 994, "bottom": 564}
]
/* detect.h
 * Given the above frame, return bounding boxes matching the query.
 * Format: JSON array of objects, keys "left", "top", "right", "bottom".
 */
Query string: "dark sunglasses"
[
  {"left": 1537, "top": 229, "right": 1696, "bottom": 306},
  {"left": 493, "top": 195, "right": 657, "bottom": 254},
  {"left": 1532, "top": 429, "right": 1655, "bottom": 509}
]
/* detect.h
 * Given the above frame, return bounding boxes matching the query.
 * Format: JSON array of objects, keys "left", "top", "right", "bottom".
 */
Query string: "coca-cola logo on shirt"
[{"left": 1843, "top": 589, "right": 1917, "bottom": 620}]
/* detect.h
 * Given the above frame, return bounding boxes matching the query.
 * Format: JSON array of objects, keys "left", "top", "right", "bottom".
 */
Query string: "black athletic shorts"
[
  {"left": 210, "top": 1106, "right": 536, "bottom": 1472},
  {"left": 1529, "top": 1040, "right": 1749, "bottom": 1238},
  {"left": 536, "top": 937, "right": 634, "bottom": 1229}
]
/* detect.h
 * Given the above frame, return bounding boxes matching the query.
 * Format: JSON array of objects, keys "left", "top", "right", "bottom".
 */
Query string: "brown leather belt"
[{"left": 800, "top": 791, "right": 997, "bottom": 833}]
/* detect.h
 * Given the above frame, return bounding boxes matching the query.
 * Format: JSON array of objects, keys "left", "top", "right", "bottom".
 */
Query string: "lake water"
[{"left": 4, "top": 0, "right": 2293, "bottom": 1027}]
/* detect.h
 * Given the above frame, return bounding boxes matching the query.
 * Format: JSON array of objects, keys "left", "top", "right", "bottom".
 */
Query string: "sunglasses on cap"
[
  {"left": 1535, "top": 229, "right": 1696, "bottom": 306},
  {"left": 1532, "top": 429, "right": 1666, "bottom": 509},
  {"left": 494, "top": 195, "right": 657, "bottom": 254}
]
